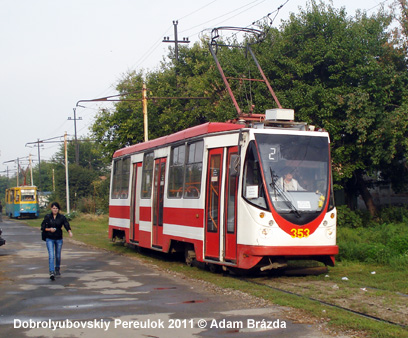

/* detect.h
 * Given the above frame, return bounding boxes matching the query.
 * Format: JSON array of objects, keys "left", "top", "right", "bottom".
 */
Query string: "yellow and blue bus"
[{"left": 5, "top": 186, "right": 39, "bottom": 218}]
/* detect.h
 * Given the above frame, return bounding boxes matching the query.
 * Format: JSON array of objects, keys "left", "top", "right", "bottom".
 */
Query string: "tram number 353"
[{"left": 290, "top": 228, "right": 310, "bottom": 238}]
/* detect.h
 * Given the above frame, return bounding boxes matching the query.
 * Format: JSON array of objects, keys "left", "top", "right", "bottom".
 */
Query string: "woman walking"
[{"left": 41, "top": 202, "right": 73, "bottom": 280}]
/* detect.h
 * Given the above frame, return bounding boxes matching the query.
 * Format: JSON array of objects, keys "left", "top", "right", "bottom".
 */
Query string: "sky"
[{"left": 0, "top": 0, "right": 395, "bottom": 178}]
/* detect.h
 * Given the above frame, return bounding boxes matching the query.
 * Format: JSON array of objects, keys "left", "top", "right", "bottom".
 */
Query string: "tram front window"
[
  {"left": 21, "top": 190, "right": 35, "bottom": 201},
  {"left": 255, "top": 133, "right": 330, "bottom": 225},
  {"left": 243, "top": 141, "right": 268, "bottom": 210}
]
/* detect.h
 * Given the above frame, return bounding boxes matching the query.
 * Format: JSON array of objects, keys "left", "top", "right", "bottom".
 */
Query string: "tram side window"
[
  {"left": 111, "top": 160, "right": 121, "bottom": 199},
  {"left": 121, "top": 157, "right": 130, "bottom": 198},
  {"left": 243, "top": 141, "right": 267, "bottom": 210},
  {"left": 141, "top": 152, "right": 154, "bottom": 198},
  {"left": 184, "top": 141, "right": 204, "bottom": 198},
  {"left": 168, "top": 144, "right": 185, "bottom": 198},
  {"left": 111, "top": 157, "right": 130, "bottom": 199},
  {"left": 7, "top": 190, "right": 14, "bottom": 203}
]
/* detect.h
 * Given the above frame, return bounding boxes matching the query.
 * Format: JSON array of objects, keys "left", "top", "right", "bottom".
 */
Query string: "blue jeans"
[{"left": 46, "top": 238, "right": 63, "bottom": 272}]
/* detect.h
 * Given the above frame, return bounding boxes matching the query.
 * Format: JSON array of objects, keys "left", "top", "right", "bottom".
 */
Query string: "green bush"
[
  {"left": 337, "top": 219, "right": 408, "bottom": 267},
  {"left": 377, "top": 205, "right": 408, "bottom": 223},
  {"left": 77, "top": 197, "right": 96, "bottom": 213},
  {"left": 389, "top": 235, "right": 408, "bottom": 256},
  {"left": 65, "top": 211, "right": 79, "bottom": 221},
  {"left": 336, "top": 205, "right": 363, "bottom": 228},
  {"left": 337, "top": 205, "right": 408, "bottom": 228},
  {"left": 338, "top": 241, "right": 393, "bottom": 265}
]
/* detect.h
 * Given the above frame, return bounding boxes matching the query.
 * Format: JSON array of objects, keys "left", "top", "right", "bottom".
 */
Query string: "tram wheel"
[
  {"left": 208, "top": 263, "right": 222, "bottom": 273},
  {"left": 184, "top": 247, "right": 196, "bottom": 267}
]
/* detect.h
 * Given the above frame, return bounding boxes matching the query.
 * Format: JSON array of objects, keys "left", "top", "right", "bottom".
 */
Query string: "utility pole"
[
  {"left": 25, "top": 139, "right": 43, "bottom": 190},
  {"left": 3, "top": 158, "right": 27, "bottom": 187},
  {"left": 142, "top": 83, "right": 148, "bottom": 142},
  {"left": 68, "top": 108, "right": 82, "bottom": 165},
  {"left": 163, "top": 20, "right": 190, "bottom": 63},
  {"left": 27, "top": 136, "right": 63, "bottom": 191},
  {"left": 64, "top": 132, "right": 70, "bottom": 213},
  {"left": 29, "top": 154, "right": 33, "bottom": 186},
  {"left": 16, "top": 158, "right": 19, "bottom": 186},
  {"left": 37, "top": 139, "right": 41, "bottom": 190},
  {"left": 52, "top": 169, "right": 55, "bottom": 192}
]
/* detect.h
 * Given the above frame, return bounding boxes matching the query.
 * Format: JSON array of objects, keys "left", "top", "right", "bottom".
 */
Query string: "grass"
[{"left": 21, "top": 211, "right": 408, "bottom": 338}]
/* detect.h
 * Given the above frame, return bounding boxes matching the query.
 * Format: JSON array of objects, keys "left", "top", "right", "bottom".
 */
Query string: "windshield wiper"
[{"left": 269, "top": 168, "right": 301, "bottom": 218}]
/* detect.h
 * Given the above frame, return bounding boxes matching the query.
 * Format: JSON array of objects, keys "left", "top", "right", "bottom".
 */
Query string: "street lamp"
[
  {"left": 76, "top": 89, "right": 148, "bottom": 142},
  {"left": 76, "top": 87, "right": 209, "bottom": 143}
]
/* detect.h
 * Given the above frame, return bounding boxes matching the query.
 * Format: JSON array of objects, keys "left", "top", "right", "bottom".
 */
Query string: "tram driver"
[{"left": 278, "top": 170, "right": 305, "bottom": 192}]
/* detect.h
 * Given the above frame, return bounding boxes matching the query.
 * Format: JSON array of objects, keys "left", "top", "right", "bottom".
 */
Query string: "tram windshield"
[
  {"left": 21, "top": 189, "right": 36, "bottom": 202},
  {"left": 255, "top": 133, "right": 330, "bottom": 224}
]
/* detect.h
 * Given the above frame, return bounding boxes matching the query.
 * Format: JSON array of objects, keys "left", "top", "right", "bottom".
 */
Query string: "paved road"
[{"left": 0, "top": 219, "right": 346, "bottom": 337}]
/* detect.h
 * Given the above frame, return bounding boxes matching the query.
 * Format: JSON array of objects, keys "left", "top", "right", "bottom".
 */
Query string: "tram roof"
[
  {"left": 6, "top": 186, "right": 37, "bottom": 190},
  {"left": 113, "top": 122, "right": 244, "bottom": 158}
]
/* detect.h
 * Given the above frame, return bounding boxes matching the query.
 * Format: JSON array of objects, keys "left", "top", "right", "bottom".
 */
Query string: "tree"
[
  {"left": 50, "top": 138, "right": 110, "bottom": 211},
  {"left": 393, "top": 0, "right": 408, "bottom": 49},
  {"left": 91, "top": 39, "right": 271, "bottom": 159},
  {"left": 0, "top": 175, "right": 12, "bottom": 202},
  {"left": 92, "top": 72, "right": 146, "bottom": 159},
  {"left": 256, "top": 1, "right": 408, "bottom": 215},
  {"left": 90, "top": 1, "right": 408, "bottom": 216}
]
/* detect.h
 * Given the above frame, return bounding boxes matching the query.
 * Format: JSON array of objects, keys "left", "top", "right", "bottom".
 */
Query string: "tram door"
[
  {"left": 205, "top": 148, "right": 223, "bottom": 259},
  {"left": 224, "top": 147, "right": 238, "bottom": 262},
  {"left": 130, "top": 162, "right": 142, "bottom": 242},
  {"left": 152, "top": 158, "right": 166, "bottom": 248}
]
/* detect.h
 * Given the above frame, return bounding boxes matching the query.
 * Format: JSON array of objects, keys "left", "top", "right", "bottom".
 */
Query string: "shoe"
[
  {"left": 49, "top": 271, "right": 55, "bottom": 281},
  {"left": 55, "top": 268, "right": 61, "bottom": 276}
]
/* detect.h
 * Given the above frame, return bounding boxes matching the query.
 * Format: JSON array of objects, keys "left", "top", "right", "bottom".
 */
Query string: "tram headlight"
[
  {"left": 269, "top": 220, "right": 274, "bottom": 226},
  {"left": 259, "top": 227, "right": 272, "bottom": 239},
  {"left": 323, "top": 220, "right": 328, "bottom": 227},
  {"left": 326, "top": 229, "right": 335, "bottom": 239}
]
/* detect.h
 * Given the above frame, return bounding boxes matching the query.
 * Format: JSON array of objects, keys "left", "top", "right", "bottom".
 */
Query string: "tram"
[
  {"left": 108, "top": 28, "right": 338, "bottom": 272},
  {"left": 5, "top": 186, "right": 40, "bottom": 218},
  {"left": 108, "top": 111, "right": 338, "bottom": 271}
]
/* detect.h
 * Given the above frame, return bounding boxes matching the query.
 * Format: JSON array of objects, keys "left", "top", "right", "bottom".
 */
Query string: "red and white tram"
[{"left": 108, "top": 109, "right": 338, "bottom": 272}]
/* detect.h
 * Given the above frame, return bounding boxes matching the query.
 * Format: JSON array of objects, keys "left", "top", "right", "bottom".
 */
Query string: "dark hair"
[{"left": 50, "top": 202, "right": 61, "bottom": 210}]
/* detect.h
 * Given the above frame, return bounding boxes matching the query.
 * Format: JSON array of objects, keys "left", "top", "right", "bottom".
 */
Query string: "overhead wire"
[
  {"left": 177, "top": 0, "right": 218, "bottom": 21},
  {"left": 207, "top": 0, "right": 290, "bottom": 112},
  {"left": 182, "top": 0, "right": 266, "bottom": 38},
  {"left": 130, "top": 1, "right": 222, "bottom": 70},
  {"left": 225, "top": 0, "right": 289, "bottom": 43},
  {"left": 130, "top": 24, "right": 174, "bottom": 71},
  {"left": 84, "top": 0, "right": 271, "bottom": 102},
  {"left": 213, "top": 0, "right": 267, "bottom": 30},
  {"left": 366, "top": 0, "right": 392, "bottom": 12},
  {"left": 70, "top": 1, "right": 287, "bottom": 144},
  {"left": 90, "top": 1, "right": 222, "bottom": 114}
]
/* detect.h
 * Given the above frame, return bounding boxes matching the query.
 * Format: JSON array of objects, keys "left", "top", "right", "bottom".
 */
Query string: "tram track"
[
  {"left": 260, "top": 275, "right": 408, "bottom": 300},
  {"left": 235, "top": 275, "right": 408, "bottom": 330}
]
